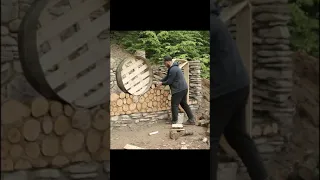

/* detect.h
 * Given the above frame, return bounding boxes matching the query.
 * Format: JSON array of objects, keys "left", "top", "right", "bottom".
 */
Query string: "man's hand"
[{"left": 156, "top": 82, "right": 162, "bottom": 87}]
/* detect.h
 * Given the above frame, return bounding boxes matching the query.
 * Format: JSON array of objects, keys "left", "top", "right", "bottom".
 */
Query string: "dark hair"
[{"left": 163, "top": 56, "right": 172, "bottom": 61}]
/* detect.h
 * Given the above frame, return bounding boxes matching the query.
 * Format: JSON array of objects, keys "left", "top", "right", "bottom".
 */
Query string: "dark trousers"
[
  {"left": 171, "top": 89, "right": 194, "bottom": 122},
  {"left": 210, "top": 86, "right": 268, "bottom": 180}
]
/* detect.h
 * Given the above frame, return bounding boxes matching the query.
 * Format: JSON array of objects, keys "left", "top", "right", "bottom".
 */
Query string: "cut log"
[
  {"left": 111, "top": 101, "right": 117, "bottom": 107},
  {"left": 25, "top": 142, "right": 40, "bottom": 158},
  {"left": 110, "top": 93, "right": 119, "bottom": 102},
  {"left": 42, "top": 116, "right": 53, "bottom": 134},
  {"left": 31, "top": 97, "right": 49, "bottom": 117},
  {"left": 116, "top": 99, "right": 123, "bottom": 106},
  {"left": 119, "top": 92, "right": 126, "bottom": 99},
  {"left": 129, "top": 103, "right": 137, "bottom": 111},
  {"left": 126, "top": 97, "right": 133, "bottom": 104},
  {"left": 23, "top": 119, "right": 41, "bottom": 141},
  {"left": 125, "top": 93, "right": 130, "bottom": 98},
  {"left": 132, "top": 96, "right": 139, "bottom": 103},
  {"left": 7, "top": 128, "right": 21, "bottom": 143},
  {"left": 62, "top": 130, "right": 85, "bottom": 154},
  {"left": 54, "top": 115, "right": 71, "bottom": 136},
  {"left": 41, "top": 136, "right": 60, "bottom": 156},
  {"left": 71, "top": 109, "right": 91, "bottom": 130},
  {"left": 1, "top": 100, "right": 31, "bottom": 125},
  {"left": 137, "top": 103, "right": 142, "bottom": 111},
  {"left": 10, "top": 144, "right": 23, "bottom": 158},
  {"left": 86, "top": 129, "right": 101, "bottom": 153},
  {"left": 50, "top": 101, "right": 63, "bottom": 117},
  {"left": 152, "top": 101, "right": 158, "bottom": 106},
  {"left": 142, "top": 102, "right": 148, "bottom": 109},
  {"left": 92, "top": 109, "right": 109, "bottom": 131},
  {"left": 122, "top": 104, "right": 128, "bottom": 112},
  {"left": 139, "top": 97, "right": 145, "bottom": 103},
  {"left": 63, "top": 104, "right": 74, "bottom": 117}
]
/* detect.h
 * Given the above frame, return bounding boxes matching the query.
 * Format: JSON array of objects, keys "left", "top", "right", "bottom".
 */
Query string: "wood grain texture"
[
  {"left": 19, "top": 0, "right": 110, "bottom": 108},
  {"left": 116, "top": 56, "right": 153, "bottom": 95}
]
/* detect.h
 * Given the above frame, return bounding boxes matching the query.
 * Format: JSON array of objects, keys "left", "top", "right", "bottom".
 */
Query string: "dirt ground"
[{"left": 110, "top": 121, "right": 210, "bottom": 149}]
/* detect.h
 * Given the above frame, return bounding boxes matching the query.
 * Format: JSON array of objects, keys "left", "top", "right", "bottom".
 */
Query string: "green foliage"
[
  {"left": 289, "top": 0, "right": 319, "bottom": 57},
  {"left": 111, "top": 31, "right": 210, "bottom": 79}
]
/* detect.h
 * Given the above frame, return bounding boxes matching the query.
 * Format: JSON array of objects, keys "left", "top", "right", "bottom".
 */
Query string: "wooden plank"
[
  {"left": 37, "top": 1, "right": 60, "bottom": 27},
  {"left": 37, "top": 0, "right": 106, "bottom": 44},
  {"left": 46, "top": 38, "right": 109, "bottom": 88},
  {"left": 128, "top": 78, "right": 150, "bottom": 94},
  {"left": 236, "top": 4, "right": 252, "bottom": 136},
  {"left": 124, "top": 71, "right": 150, "bottom": 89},
  {"left": 183, "top": 63, "right": 190, "bottom": 104},
  {"left": 39, "top": 10, "right": 110, "bottom": 71},
  {"left": 74, "top": 82, "right": 109, "bottom": 107},
  {"left": 134, "top": 86, "right": 148, "bottom": 96},
  {"left": 172, "top": 124, "right": 183, "bottom": 129},
  {"left": 179, "top": 62, "right": 188, "bottom": 68},
  {"left": 122, "top": 64, "right": 148, "bottom": 84},
  {"left": 121, "top": 59, "right": 142, "bottom": 75},
  {"left": 220, "top": 0, "right": 249, "bottom": 23},
  {"left": 57, "top": 60, "right": 108, "bottom": 101},
  {"left": 124, "top": 144, "right": 144, "bottom": 149}
]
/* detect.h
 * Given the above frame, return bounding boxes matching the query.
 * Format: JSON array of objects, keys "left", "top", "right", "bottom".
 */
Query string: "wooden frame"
[
  {"left": 116, "top": 56, "right": 153, "bottom": 96},
  {"left": 220, "top": 1, "right": 253, "bottom": 137},
  {"left": 218, "top": 1, "right": 253, "bottom": 157},
  {"left": 172, "top": 59, "right": 190, "bottom": 104},
  {"left": 18, "top": 0, "right": 110, "bottom": 108}
]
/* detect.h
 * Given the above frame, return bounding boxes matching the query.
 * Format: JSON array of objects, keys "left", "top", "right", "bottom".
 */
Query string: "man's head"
[{"left": 163, "top": 56, "right": 173, "bottom": 68}]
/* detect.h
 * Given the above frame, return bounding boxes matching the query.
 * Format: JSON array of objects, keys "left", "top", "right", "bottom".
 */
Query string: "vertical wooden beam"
[
  {"left": 184, "top": 62, "right": 190, "bottom": 104},
  {"left": 236, "top": 4, "right": 253, "bottom": 136}
]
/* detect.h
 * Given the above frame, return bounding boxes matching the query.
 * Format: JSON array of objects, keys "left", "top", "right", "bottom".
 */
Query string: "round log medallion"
[
  {"left": 18, "top": 0, "right": 110, "bottom": 108},
  {"left": 116, "top": 56, "right": 153, "bottom": 96}
]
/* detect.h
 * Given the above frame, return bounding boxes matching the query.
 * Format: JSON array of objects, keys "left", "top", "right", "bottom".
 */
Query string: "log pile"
[
  {"left": 110, "top": 85, "right": 171, "bottom": 116},
  {"left": 1, "top": 97, "right": 109, "bottom": 172}
]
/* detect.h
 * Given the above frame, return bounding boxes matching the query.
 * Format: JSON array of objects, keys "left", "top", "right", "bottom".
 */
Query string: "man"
[
  {"left": 210, "top": 1, "right": 270, "bottom": 180},
  {"left": 157, "top": 56, "right": 195, "bottom": 125}
]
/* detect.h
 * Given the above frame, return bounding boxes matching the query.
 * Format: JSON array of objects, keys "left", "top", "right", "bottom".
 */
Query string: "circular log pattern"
[
  {"left": 25, "top": 142, "right": 40, "bottom": 159},
  {"left": 18, "top": 0, "right": 110, "bottom": 108},
  {"left": 23, "top": 119, "right": 41, "bottom": 141},
  {"left": 41, "top": 136, "right": 60, "bottom": 157},
  {"left": 7, "top": 128, "right": 21, "bottom": 143},
  {"left": 116, "top": 56, "right": 153, "bottom": 95}
]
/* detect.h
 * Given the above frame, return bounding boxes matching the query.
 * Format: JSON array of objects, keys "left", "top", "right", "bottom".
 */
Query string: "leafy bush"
[
  {"left": 289, "top": 0, "right": 319, "bottom": 57},
  {"left": 111, "top": 31, "right": 210, "bottom": 79}
]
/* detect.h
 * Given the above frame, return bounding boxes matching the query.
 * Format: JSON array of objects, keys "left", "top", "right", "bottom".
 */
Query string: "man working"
[
  {"left": 157, "top": 56, "right": 195, "bottom": 125},
  {"left": 210, "top": 1, "right": 270, "bottom": 180}
]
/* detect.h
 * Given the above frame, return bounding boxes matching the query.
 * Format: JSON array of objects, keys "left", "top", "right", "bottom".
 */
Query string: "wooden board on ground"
[
  {"left": 116, "top": 56, "right": 153, "bottom": 96},
  {"left": 123, "top": 144, "right": 144, "bottom": 149},
  {"left": 18, "top": 0, "right": 110, "bottom": 108},
  {"left": 171, "top": 124, "right": 183, "bottom": 129}
]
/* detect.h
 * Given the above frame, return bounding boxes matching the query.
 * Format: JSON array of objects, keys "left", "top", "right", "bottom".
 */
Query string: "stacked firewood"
[{"left": 110, "top": 85, "right": 171, "bottom": 116}]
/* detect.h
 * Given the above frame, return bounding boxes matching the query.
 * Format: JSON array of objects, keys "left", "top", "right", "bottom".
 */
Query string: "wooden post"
[
  {"left": 236, "top": 3, "right": 253, "bottom": 136},
  {"left": 184, "top": 62, "right": 190, "bottom": 104}
]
